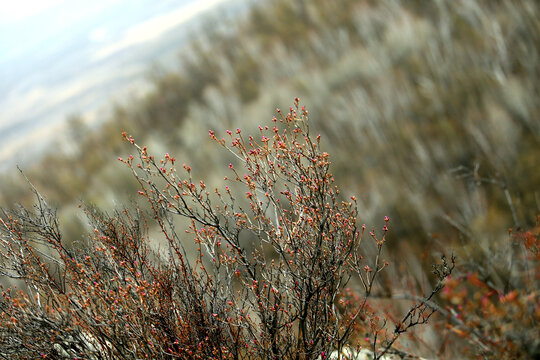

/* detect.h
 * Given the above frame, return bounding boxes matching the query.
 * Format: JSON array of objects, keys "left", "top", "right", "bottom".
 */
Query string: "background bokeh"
[{"left": 2, "top": 0, "right": 537, "bottom": 245}]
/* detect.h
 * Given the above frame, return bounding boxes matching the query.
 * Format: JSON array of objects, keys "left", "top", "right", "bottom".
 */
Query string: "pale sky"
[
  {"left": 0, "top": 0, "right": 69, "bottom": 22},
  {"left": 0, "top": 0, "right": 226, "bottom": 62},
  {"left": 93, "top": 0, "right": 225, "bottom": 60},
  {"left": 0, "top": 0, "right": 234, "bottom": 169}
]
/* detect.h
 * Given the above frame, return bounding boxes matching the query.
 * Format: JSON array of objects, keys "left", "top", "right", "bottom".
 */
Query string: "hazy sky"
[
  {"left": 0, "top": 0, "right": 225, "bottom": 64},
  {"left": 1, "top": 1, "right": 121, "bottom": 60},
  {"left": 0, "top": 0, "right": 229, "bottom": 169},
  {"left": 0, "top": 0, "right": 69, "bottom": 22}
]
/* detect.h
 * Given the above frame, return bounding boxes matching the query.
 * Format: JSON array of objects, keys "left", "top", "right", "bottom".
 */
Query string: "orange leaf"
[{"left": 467, "top": 273, "right": 485, "bottom": 288}]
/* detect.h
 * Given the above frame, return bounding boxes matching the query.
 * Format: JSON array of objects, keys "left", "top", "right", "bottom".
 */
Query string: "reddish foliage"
[
  {"left": 440, "top": 218, "right": 540, "bottom": 359},
  {"left": 0, "top": 101, "right": 452, "bottom": 359}
]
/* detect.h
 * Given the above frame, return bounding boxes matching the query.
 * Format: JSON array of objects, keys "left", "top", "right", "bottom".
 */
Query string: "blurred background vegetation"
[{"left": 0, "top": 0, "right": 538, "bottom": 355}]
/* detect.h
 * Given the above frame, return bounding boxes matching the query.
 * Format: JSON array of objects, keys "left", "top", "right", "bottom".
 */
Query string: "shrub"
[
  {"left": 440, "top": 216, "right": 540, "bottom": 359},
  {"left": 0, "top": 101, "right": 452, "bottom": 359}
]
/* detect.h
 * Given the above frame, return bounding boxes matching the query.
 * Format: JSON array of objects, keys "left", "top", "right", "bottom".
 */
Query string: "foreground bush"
[{"left": 0, "top": 101, "right": 452, "bottom": 359}]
